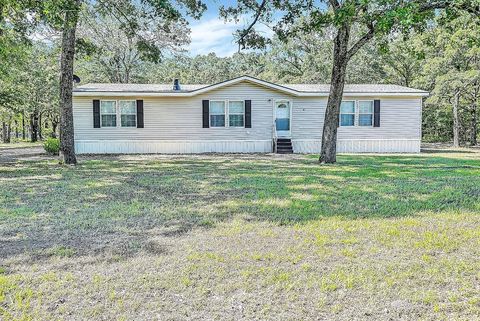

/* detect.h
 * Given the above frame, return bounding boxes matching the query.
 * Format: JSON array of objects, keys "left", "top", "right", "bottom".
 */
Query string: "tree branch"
[
  {"left": 328, "top": 0, "right": 340, "bottom": 9},
  {"left": 346, "top": 24, "right": 375, "bottom": 61},
  {"left": 237, "top": 0, "right": 267, "bottom": 51}
]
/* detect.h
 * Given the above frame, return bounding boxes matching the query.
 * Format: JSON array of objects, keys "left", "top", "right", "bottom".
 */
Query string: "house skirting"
[
  {"left": 75, "top": 140, "right": 273, "bottom": 154},
  {"left": 75, "top": 139, "right": 421, "bottom": 154},
  {"left": 292, "top": 139, "right": 421, "bottom": 153}
]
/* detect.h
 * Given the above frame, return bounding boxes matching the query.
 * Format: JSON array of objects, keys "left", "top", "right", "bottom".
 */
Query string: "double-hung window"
[
  {"left": 100, "top": 101, "right": 117, "bottom": 127},
  {"left": 210, "top": 101, "right": 226, "bottom": 127},
  {"left": 120, "top": 100, "right": 137, "bottom": 127},
  {"left": 358, "top": 101, "right": 373, "bottom": 126},
  {"left": 229, "top": 101, "right": 245, "bottom": 127},
  {"left": 340, "top": 101, "right": 355, "bottom": 126}
]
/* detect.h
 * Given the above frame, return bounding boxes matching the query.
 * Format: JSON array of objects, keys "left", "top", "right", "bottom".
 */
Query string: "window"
[
  {"left": 340, "top": 101, "right": 355, "bottom": 126},
  {"left": 120, "top": 100, "right": 137, "bottom": 127},
  {"left": 210, "top": 101, "right": 225, "bottom": 127},
  {"left": 100, "top": 101, "right": 117, "bottom": 127},
  {"left": 229, "top": 101, "right": 245, "bottom": 127},
  {"left": 358, "top": 101, "right": 373, "bottom": 126}
]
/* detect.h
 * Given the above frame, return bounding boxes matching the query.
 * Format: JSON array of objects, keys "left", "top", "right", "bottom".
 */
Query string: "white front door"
[{"left": 275, "top": 101, "right": 291, "bottom": 138}]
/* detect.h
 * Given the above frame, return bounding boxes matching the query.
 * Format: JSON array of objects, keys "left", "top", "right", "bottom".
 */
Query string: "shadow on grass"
[
  {"left": 0, "top": 153, "right": 479, "bottom": 262},
  {"left": 421, "top": 148, "right": 476, "bottom": 154}
]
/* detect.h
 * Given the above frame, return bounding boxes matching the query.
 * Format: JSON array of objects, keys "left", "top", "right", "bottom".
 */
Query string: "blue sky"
[{"left": 186, "top": 0, "right": 272, "bottom": 57}]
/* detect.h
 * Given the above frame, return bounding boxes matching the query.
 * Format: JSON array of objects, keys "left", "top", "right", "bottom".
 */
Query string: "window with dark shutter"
[
  {"left": 374, "top": 100, "right": 381, "bottom": 127},
  {"left": 245, "top": 100, "right": 252, "bottom": 128},
  {"left": 202, "top": 100, "right": 209, "bottom": 128},
  {"left": 93, "top": 100, "right": 100, "bottom": 128},
  {"left": 136, "top": 100, "right": 144, "bottom": 128}
]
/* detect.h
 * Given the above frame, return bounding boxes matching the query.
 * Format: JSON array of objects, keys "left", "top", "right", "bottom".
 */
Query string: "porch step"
[{"left": 275, "top": 138, "right": 293, "bottom": 154}]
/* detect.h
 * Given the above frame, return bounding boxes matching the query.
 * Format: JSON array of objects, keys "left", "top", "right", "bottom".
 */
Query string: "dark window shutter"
[
  {"left": 93, "top": 100, "right": 100, "bottom": 128},
  {"left": 374, "top": 100, "right": 381, "bottom": 127},
  {"left": 245, "top": 100, "right": 252, "bottom": 128},
  {"left": 136, "top": 100, "right": 144, "bottom": 128},
  {"left": 202, "top": 100, "right": 209, "bottom": 128}
]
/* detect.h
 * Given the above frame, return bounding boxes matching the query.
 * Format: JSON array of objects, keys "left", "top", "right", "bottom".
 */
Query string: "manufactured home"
[{"left": 72, "top": 75, "right": 428, "bottom": 154}]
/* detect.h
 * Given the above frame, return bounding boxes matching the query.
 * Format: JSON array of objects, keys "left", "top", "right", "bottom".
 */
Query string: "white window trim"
[
  {"left": 100, "top": 100, "right": 117, "bottom": 128},
  {"left": 119, "top": 100, "right": 137, "bottom": 128},
  {"left": 228, "top": 100, "right": 245, "bottom": 128},
  {"left": 339, "top": 100, "right": 356, "bottom": 127},
  {"left": 357, "top": 100, "right": 374, "bottom": 127},
  {"left": 209, "top": 100, "right": 227, "bottom": 128}
]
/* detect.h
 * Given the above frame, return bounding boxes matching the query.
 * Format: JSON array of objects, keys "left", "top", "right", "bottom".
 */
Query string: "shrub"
[{"left": 43, "top": 137, "right": 60, "bottom": 155}]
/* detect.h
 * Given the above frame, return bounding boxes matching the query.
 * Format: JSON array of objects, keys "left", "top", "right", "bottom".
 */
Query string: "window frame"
[
  {"left": 99, "top": 100, "right": 118, "bottom": 128},
  {"left": 339, "top": 100, "right": 356, "bottom": 127},
  {"left": 119, "top": 100, "right": 137, "bottom": 128},
  {"left": 228, "top": 100, "right": 245, "bottom": 128},
  {"left": 357, "top": 100, "right": 374, "bottom": 127},
  {"left": 209, "top": 100, "right": 227, "bottom": 128}
]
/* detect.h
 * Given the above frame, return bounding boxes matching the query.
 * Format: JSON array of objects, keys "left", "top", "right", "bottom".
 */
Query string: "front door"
[{"left": 275, "top": 101, "right": 291, "bottom": 138}]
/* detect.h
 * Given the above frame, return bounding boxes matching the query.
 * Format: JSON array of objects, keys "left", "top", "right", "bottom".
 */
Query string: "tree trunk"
[
  {"left": 51, "top": 120, "right": 58, "bottom": 138},
  {"left": 471, "top": 100, "right": 478, "bottom": 146},
  {"left": 22, "top": 111, "right": 26, "bottom": 140},
  {"left": 59, "top": 2, "right": 80, "bottom": 165},
  {"left": 319, "top": 25, "right": 350, "bottom": 163},
  {"left": 30, "top": 112, "right": 39, "bottom": 143},
  {"left": 2, "top": 122, "right": 7, "bottom": 143},
  {"left": 6, "top": 120, "right": 11, "bottom": 143},
  {"left": 15, "top": 119, "right": 19, "bottom": 139},
  {"left": 38, "top": 113, "right": 43, "bottom": 140},
  {"left": 453, "top": 92, "right": 460, "bottom": 148}
]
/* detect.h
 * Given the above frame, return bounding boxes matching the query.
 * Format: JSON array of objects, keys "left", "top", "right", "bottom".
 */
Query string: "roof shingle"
[{"left": 73, "top": 76, "right": 428, "bottom": 96}]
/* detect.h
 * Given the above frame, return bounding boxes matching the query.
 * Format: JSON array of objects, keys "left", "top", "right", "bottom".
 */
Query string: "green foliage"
[{"left": 43, "top": 138, "right": 60, "bottom": 155}]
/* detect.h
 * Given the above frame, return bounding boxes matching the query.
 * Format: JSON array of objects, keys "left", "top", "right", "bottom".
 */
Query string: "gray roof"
[
  {"left": 73, "top": 83, "right": 206, "bottom": 93},
  {"left": 73, "top": 76, "right": 428, "bottom": 95},
  {"left": 282, "top": 84, "right": 427, "bottom": 94}
]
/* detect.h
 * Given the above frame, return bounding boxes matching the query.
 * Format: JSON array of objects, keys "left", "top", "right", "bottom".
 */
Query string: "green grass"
[{"left": 0, "top": 151, "right": 479, "bottom": 320}]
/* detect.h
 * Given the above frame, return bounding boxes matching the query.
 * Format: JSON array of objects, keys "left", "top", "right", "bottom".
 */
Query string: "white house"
[{"left": 72, "top": 75, "right": 428, "bottom": 154}]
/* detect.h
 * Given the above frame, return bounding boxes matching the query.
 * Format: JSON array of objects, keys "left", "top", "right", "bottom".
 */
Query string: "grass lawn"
[{"left": 1, "top": 150, "right": 480, "bottom": 320}]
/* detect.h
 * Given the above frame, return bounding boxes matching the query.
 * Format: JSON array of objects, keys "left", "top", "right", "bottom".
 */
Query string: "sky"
[{"left": 186, "top": 0, "right": 273, "bottom": 57}]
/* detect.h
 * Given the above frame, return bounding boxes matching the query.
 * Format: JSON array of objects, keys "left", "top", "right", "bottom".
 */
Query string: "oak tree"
[{"left": 221, "top": 0, "right": 480, "bottom": 162}]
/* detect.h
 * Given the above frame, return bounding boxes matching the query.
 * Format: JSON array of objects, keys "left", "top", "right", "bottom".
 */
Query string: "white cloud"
[
  {"left": 188, "top": 17, "right": 239, "bottom": 57},
  {"left": 187, "top": 16, "right": 273, "bottom": 57}
]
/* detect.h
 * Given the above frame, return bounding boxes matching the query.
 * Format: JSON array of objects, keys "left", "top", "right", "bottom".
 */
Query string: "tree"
[
  {"left": 76, "top": 8, "right": 190, "bottom": 83},
  {"left": 416, "top": 12, "right": 480, "bottom": 147},
  {"left": 379, "top": 36, "right": 422, "bottom": 87},
  {"left": 2, "top": 0, "right": 206, "bottom": 163},
  {"left": 221, "top": 0, "right": 480, "bottom": 163}
]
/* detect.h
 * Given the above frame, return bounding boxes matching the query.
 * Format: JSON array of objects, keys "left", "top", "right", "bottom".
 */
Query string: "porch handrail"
[{"left": 272, "top": 122, "right": 277, "bottom": 153}]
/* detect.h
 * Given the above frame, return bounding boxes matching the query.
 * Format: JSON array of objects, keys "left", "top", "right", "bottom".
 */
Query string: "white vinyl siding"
[
  {"left": 74, "top": 82, "right": 284, "bottom": 141},
  {"left": 290, "top": 97, "right": 421, "bottom": 141},
  {"left": 73, "top": 81, "right": 422, "bottom": 153}
]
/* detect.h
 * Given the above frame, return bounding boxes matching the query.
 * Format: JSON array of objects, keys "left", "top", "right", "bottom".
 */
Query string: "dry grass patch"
[{"left": 0, "top": 149, "right": 479, "bottom": 320}]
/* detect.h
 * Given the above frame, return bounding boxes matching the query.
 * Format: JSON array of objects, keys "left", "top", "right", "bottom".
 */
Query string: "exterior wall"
[
  {"left": 74, "top": 82, "right": 287, "bottom": 153},
  {"left": 73, "top": 81, "right": 423, "bottom": 154},
  {"left": 291, "top": 97, "right": 422, "bottom": 153}
]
